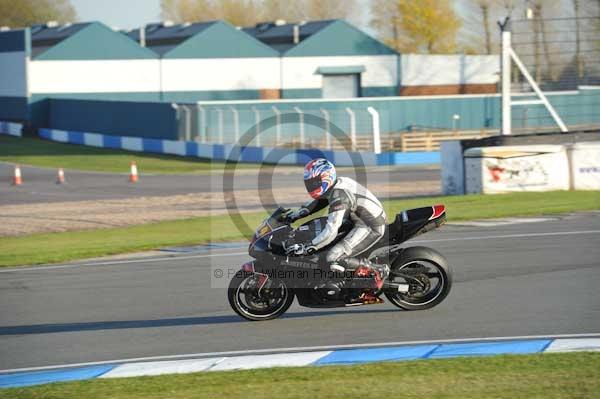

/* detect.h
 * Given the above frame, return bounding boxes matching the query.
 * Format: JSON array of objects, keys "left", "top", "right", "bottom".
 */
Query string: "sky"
[
  {"left": 70, "top": 0, "right": 373, "bottom": 31},
  {"left": 71, "top": 0, "right": 162, "bottom": 30},
  {"left": 68, "top": 0, "right": 484, "bottom": 37}
]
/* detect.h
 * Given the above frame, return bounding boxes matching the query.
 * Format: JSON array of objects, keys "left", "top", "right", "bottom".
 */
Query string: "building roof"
[
  {"left": 242, "top": 20, "right": 336, "bottom": 53},
  {"left": 125, "top": 21, "right": 218, "bottom": 55},
  {"left": 30, "top": 22, "right": 92, "bottom": 56},
  {"left": 30, "top": 22, "right": 157, "bottom": 60},
  {"left": 125, "top": 20, "right": 278, "bottom": 58}
]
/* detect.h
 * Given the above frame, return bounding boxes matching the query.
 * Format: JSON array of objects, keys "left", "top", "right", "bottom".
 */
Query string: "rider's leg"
[
  {"left": 325, "top": 225, "right": 387, "bottom": 303},
  {"left": 326, "top": 224, "right": 386, "bottom": 274}
]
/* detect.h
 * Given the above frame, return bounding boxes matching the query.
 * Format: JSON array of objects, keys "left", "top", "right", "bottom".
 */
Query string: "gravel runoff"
[{"left": 0, "top": 181, "right": 440, "bottom": 236}]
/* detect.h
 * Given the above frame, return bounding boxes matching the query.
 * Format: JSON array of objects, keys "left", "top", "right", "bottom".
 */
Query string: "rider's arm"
[
  {"left": 290, "top": 198, "right": 328, "bottom": 221},
  {"left": 311, "top": 190, "right": 351, "bottom": 250},
  {"left": 304, "top": 198, "right": 329, "bottom": 214}
]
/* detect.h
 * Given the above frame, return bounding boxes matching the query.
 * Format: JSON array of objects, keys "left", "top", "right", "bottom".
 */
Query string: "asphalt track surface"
[
  {"left": 1, "top": 213, "right": 599, "bottom": 370},
  {"left": 0, "top": 162, "right": 440, "bottom": 205}
]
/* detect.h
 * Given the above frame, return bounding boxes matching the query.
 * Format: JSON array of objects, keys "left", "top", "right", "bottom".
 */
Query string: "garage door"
[{"left": 322, "top": 74, "right": 360, "bottom": 98}]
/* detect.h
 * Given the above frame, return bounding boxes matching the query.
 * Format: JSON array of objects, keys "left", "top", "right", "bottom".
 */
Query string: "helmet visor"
[{"left": 304, "top": 176, "right": 322, "bottom": 193}]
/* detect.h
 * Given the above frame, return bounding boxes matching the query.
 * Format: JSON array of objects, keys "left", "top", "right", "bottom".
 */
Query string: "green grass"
[
  {"left": 2, "top": 353, "right": 598, "bottom": 399},
  {"left": 0, "top": 136, "right": 260, "bottom": 174},
  {"left": 1, "top": 191, "right": 598, "bottom": 267}
]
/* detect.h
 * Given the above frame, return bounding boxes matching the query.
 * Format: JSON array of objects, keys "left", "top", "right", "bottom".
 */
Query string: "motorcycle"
[{"left": 228, "top": 205, "right": 451, "bottom": 321}]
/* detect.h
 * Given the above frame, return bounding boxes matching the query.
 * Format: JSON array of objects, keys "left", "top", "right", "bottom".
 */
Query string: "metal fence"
[
  {"left": 173, "top": 103, "right": 385, "bottom": 153},
  {"left": 503, "top": 16, "right": 600, "bottom": 134}
]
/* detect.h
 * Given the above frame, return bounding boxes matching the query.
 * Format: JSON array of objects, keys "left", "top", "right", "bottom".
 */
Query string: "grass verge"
[
  {"left": 1, "top": 191, "right": 598, "bottom": 267},
  {"left": 1, "top": 353, "right": 598, "bottom": 399},
  {"left": 0, "top": 136, "right": 260, "bottom": 174}
]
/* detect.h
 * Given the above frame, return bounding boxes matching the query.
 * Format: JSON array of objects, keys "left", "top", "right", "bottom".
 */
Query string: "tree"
[
  {"left": 160, "top": 0, "right": 259, "bottom": 26},
  {"left": 456, "top": 0, "right": 522, "bottom": 55},
  {"left": 479, "top": 0, "right": 493, "bottom": 54},
  {"left": 161, "top": 0, "right": 357, "bottom": 27},
  {"left": 258, "top": 0, "right": 305, "bottom": 22},
  {"left": 370, "top": 0, "right": 461, "bottom": 53},
  {"left": 370, "top": 0, "right": 402, "bottom": 50},
  {"left": 0, "top": 0, "right": 76, "bottom": 28},
  {"left": 302, "top": 0, "right": 358, "bottom": 23}
]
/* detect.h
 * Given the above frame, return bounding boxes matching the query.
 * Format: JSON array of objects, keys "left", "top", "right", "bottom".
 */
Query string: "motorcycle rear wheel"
[
  {"left": 384, "top": 246, "right": 452, "bottom": 310},
  {"left": 228, "top": 273, "right": 294, "bottom": 321}
]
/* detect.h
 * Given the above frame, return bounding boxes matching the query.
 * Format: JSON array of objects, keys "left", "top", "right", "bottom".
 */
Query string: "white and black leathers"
[{"left": 295, "top": 177, "right": 387, "bottom": 268}]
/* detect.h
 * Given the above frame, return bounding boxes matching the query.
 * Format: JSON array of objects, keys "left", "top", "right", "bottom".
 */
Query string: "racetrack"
[
  {"left": 0, "top": 212, "right": 599, "bottom": 370},
  {"left": 0, "top": 162, "right": 440, "bottom": 205}
]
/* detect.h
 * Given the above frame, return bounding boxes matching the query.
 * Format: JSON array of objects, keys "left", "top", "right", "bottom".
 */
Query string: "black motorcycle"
[{"left": 228, "top": 205, "right": 451, "bottom": 321}]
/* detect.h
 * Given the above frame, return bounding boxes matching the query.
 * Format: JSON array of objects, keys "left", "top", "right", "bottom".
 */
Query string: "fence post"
[
  {"left": 229, "top": 106, "right": 240, "bottom": 143},
  {"left": 345, "top": 107, "right": 356, "bottom": 151},
  {"left": 182, "top": 105, "right": 192, "bottom": 141},
  {"left": 196, "top": 103, "right": 206, "bottom": 142},
  {"left": 216, "top": 108, "right": 224, "bottom": 144},
  {"left": 501, "top": 18, "right": 512, "bottom": 136},
  {"left": 252, "top": 107, "right": 261, "bottom": 146},
  {"left": 171, "top": 103, "right": 181, "bottom": 140},
  {"left": 293, "top": 106, "right": 304, "bottom": 147},
  {"left": 366, "top": 106, "right": 381, "bottom": 154},
  {"left": 320, "top": 108, "right": 331, "bottom": 150},
  {"left": 272, "top": 106, "right": 281, "bottom": 145}
]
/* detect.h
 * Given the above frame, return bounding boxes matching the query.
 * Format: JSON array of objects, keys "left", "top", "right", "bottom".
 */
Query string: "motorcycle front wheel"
[
  {"left": 228, "top": 272, "right": 294, "bottom": 321},
  {"left": 384, "top": 246, "right": 452, "bottom": 311}
]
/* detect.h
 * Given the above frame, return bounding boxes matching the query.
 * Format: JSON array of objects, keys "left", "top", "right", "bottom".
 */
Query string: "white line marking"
[
  {"left": 412, "top": 230, "right": 600, "bottom": 244},
  {"left": 449, "top": 217, "right": 556, "bottom": 227},
  {"left": 0, "top": 251, "right": 249, "bottom": 273},
  {"left": 2, "top": 230, "right": 599, "bottom": 272},
  {"left": 1, "top": 333, "right": 598, "bottom": 374}
]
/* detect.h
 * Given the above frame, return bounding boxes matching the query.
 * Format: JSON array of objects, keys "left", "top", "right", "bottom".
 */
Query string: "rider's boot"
[
  {"left": 340, "top": 258, "right": 390, "bottom": 288},
  {"left": 332, "top": 258, "right": 389, "bottom": 304}
]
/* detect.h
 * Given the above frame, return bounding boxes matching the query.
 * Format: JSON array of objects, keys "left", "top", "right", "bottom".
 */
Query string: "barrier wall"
[
  {"left": 38, "top": 127, "right": 439, "bottom": 166},
  {"left": 440, "top": 141, "right": 465, "bottom": 195},
  {"left": 0, "top": 121, "right": 23, "bottom": 137},
  {"left": 464, "top": 145, "right": 570, "bottom": 194},
  {"left": 568, "top": 142, "right": 600, "bottom": 190},
  {"left": 48, "top": 99, "right": 178, "bottom": 140}
]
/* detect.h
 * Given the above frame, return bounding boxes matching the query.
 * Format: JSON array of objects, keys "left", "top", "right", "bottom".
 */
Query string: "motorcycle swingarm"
[{"left": 390, "top": 270, "right": 429, "bottom": 286}]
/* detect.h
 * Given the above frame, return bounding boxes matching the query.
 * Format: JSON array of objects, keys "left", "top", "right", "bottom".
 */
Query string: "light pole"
[{"left": 452, "top": 114, "right": 461, "bottom": 132}]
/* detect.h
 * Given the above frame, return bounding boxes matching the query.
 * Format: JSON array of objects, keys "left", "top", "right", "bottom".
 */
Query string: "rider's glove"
[
  {"left": 284, "top": 242, "right": 316, "bottom": 256},
  {"left": 285, "top": 207, "right": 310, "bottom": 224}
]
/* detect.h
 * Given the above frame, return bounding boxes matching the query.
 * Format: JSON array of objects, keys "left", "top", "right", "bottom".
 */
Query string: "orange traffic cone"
[
  {"left": 56, "top": 168, "right": 65, "bottom": 184},
  {"left": 129, "top": 161, "right": 138, "bottom": 183},
  {"left": 12, "top": 165, "right": 22, "bottom": 186}
]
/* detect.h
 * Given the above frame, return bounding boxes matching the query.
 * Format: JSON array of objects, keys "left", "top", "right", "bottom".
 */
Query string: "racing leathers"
[{"left": 291, "top": 177, "right": 387, "bottom": 271}]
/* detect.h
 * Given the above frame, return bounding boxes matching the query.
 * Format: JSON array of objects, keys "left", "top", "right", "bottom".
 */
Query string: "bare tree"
[
  {"left": 370, "top": 0, "right": 402, "bottom": 50},
  {"left": 572, "top": 0, "right": 584, "bottom": 79},
  {"left": 259, "top": 0, "right": 305, "bottom": 22},
  {"left": 0, "top": 0, "right": 76, "bottom": 28},
  {"left": 161, "top": 0, "right": 357, "bottom": 27},
  {"left": 303, "top": 0, "right": 358, "bottom": 22}
]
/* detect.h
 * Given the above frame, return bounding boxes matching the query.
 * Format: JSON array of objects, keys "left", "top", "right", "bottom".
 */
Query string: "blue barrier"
[
  {"left": 0, "top": 121, "right": 23, "bottom": 137},
  {"left": 38, "top": 127, "right": 440, "bottom": 167}
]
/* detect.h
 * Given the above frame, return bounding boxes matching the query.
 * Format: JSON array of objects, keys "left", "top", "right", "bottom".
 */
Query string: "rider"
[{"left": 284, "top": 158, "right": 389, "bottom": 290}]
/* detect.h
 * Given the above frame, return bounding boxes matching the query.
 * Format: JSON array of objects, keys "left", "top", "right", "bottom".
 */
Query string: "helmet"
[{"left": 303, "top": 158, "right": 336, "bottom": 199}]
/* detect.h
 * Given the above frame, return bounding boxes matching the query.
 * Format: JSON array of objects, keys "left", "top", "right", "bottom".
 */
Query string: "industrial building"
[
  {"left": 0, "top": 19, "right": 501, "bottom": 129},
  {"left": 244, "top": 20, "right": 399, "bottom": 98},
  {"left": 126, "top": 20, "right": 280, "bottom": 101}
]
